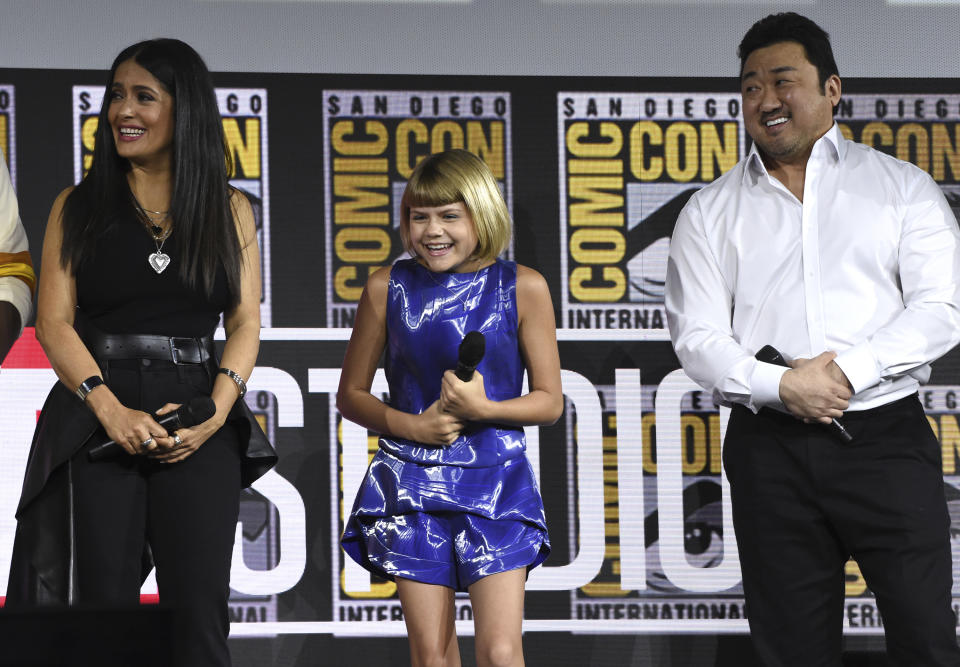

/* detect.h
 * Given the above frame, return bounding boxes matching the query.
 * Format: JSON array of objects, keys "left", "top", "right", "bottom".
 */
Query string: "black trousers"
[
  {"left": 724, "top": 395, "right": 960, "bottom": 667},
  {"left": 70, "top": 358, "right": 241, "bottom": 667}
]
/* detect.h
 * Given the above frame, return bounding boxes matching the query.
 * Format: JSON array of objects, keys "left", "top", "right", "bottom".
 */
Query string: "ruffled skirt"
[{"left": 341, "top": 449, "right": 550, "bottom": 591}]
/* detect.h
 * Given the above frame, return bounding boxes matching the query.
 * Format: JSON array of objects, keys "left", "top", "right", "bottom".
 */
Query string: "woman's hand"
[
  {"left": 148, "top": 402, "right": 225, "bottom": 463},
  {"left": 439, "top": 370, "right": 491, "bottom": 422},
  {"left": 412, "top": 399, "right": 464, "bottom": 446},
  {"left": 95, "top": 401, "right": 168, "bottom": 456}
]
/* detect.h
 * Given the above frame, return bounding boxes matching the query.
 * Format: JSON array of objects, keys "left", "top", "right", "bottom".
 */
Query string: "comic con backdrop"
[{"left": 2, "top": 71, "right": 960, "bottom": 647}]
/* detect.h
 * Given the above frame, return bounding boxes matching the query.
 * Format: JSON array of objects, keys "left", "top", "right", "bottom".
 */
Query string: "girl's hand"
[
  {"left": 147, "top": 402, "right": 225, "bottom": 463},
  {"left": 96, "top": 403, "right": 168, "bottom": 456},
  {"left": 439, "top": 370, "right": 490, "bottom": 421},
  {"left": 413, "top": 399, "right": 464, "bottom": 446}
]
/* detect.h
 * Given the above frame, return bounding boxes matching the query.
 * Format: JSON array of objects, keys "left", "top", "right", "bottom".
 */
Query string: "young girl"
[{"left": 338, "top": 149, "right": 562, "bottom": 667}]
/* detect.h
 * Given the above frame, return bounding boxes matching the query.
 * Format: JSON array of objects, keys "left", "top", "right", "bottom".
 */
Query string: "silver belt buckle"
[{"left": 169, "top": 337, "right": 182, "bottom": 364}]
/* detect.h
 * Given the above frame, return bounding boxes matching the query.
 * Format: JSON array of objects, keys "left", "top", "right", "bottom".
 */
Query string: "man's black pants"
[{"left": 724, "top": 395, "right": 960, "bottom": 666}]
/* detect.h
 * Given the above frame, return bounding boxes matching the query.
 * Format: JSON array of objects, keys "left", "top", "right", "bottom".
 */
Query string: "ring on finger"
[
  {"left": 173, "top": 433, "right": 183, "bottom": 447},
  {"left": 140, "top": 437, "right": 154, "bottom": 448}
]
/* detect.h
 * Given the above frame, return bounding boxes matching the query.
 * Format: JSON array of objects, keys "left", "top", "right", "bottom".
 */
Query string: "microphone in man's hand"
[
  {"left": 755, "top": 345, "right": 853, "bottom": 443},
  {"left": 87, "top": 396, "right": 217, "bottom": 461},
  {"left": 455, "top": 331, "right": 486, "bottom": 382}
]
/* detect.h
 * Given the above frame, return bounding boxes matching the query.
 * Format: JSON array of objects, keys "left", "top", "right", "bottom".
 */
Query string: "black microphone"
[
  {"left": 455, "top": 331, "right": 486, "bottom": 382},
  {"left": 755, "top": 345, "right": 853, "bottom": 443},
  {"left": 87, "top": 396, "right": 218, "bottom": 461}
]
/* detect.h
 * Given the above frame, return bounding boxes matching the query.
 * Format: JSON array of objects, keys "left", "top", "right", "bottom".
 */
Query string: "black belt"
[
  {"left": 736, "top": 392, "right": 920, "bottom": 425},
  {"left": 85, "top": 332, "right": 215, "bottom": 365}
]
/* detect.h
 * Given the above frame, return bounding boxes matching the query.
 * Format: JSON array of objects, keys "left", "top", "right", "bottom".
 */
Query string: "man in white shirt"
[
  {"left": 665, "top": 12, "right": 960, "bottom": 666},
  {"left": 0, "top": 152, "right": 33, "bottom": 363}
]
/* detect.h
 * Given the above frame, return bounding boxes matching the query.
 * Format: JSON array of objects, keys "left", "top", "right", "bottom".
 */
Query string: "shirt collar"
[{"left": 743, "top": 122, "right": 844, "bottom": 186}]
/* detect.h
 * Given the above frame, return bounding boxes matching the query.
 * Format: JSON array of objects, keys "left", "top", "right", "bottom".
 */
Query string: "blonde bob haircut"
[{"left": 400, "top": 149, "right": 511, "bottom": 264}]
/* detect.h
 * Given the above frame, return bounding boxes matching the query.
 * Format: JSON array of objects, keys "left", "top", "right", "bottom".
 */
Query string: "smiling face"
[
  {"left": 407, "top": 201, "right": 482, "bottom": 273},
  {"left": 740, "top": 41, "right": 841, "bottom": 167},
  {"left": 107, "top": 59, "right": 175, "bottom": 167}
]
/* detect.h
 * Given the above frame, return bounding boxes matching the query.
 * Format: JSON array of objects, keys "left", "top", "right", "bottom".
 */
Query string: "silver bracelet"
[
  {"left": 218, "top": 367, "right": 247, "bottom": 398},
  {"left": 75, "top": 375, "right": 105, "bottom": 401}
]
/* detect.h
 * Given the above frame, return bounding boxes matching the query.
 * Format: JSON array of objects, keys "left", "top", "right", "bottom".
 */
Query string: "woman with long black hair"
[{"left": 6, "top": 39, "right": 275, "bottom": 666}]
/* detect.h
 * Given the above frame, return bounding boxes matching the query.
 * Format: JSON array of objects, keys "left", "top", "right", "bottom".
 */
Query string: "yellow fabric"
[{"left": 0, "top": 260, "right": 35, "bottom": 292}]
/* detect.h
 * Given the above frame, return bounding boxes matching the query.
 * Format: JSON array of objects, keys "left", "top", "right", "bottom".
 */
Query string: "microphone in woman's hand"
[
  {"left": 455, "top": 331, "right": 486, "bottom": 381},
  {"left": 87, "top": 395, "right": 217, "bottom": 461}
]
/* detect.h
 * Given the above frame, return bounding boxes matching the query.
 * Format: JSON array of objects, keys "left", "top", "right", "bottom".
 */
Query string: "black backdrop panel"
[{"left": 1, "top": 69, "right": 959, "bottom": 666}]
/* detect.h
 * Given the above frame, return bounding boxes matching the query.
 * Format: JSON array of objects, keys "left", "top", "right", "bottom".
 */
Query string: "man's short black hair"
[{"left": 738, "top": 12, "right": 839, "bottom": 89}]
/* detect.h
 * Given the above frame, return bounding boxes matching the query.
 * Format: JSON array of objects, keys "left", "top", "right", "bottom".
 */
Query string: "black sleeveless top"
[{"left": 75, "top": 216, "right": 230, "bottom": 337}]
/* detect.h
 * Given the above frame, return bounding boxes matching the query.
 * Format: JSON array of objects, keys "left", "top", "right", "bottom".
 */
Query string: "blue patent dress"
[{"left": 341, "top": 258, "right": 550, "bottom": 591}]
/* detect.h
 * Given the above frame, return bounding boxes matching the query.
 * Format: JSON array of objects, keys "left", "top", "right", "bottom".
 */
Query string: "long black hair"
[{"left": 60, "top": 38, "right": 243, "bottom": 306}]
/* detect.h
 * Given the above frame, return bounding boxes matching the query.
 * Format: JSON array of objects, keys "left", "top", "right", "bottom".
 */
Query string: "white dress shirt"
[
  {"left": 666, "top": 123, "right": 960, "bottom": 412},
  {"left": 0, "top": 155, "right": 33, "bottom": 336}
]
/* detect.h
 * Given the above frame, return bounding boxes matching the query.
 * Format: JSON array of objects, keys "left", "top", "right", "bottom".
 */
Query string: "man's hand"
[
  {"left": 779, "top": 351, "right": 851, "bottom": 423},
  {"left": 824, "top": 359, "right": 853, "bottom": 391}
]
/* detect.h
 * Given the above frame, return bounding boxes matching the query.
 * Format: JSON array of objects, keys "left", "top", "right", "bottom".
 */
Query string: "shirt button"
[{"left": 141, "top": 358, "right": 152, "bottom": 367}]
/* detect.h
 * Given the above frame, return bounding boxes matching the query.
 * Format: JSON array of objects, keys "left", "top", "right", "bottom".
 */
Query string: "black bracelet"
[
  {"left": 75, "top": 375, "right": 105, "bottom": 401},
  {"left": 218, "top": 367, "right": 247, "bottom": 398}
]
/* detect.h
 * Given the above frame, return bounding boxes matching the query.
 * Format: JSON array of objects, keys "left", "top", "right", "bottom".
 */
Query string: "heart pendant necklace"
[
  {"left": 134, "top": 199, "right": 173, "bottom": 274},
  {"left": 148, "top": 244, "right": 171, "bottom": 274}
]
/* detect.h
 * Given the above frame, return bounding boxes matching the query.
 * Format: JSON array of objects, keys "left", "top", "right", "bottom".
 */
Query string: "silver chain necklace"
[
  {"left": 134, "top": 200, "right": 172, "bottom": 274},
  {"left": 423, "top": 262, "right": 485, "bottom": 310}
]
